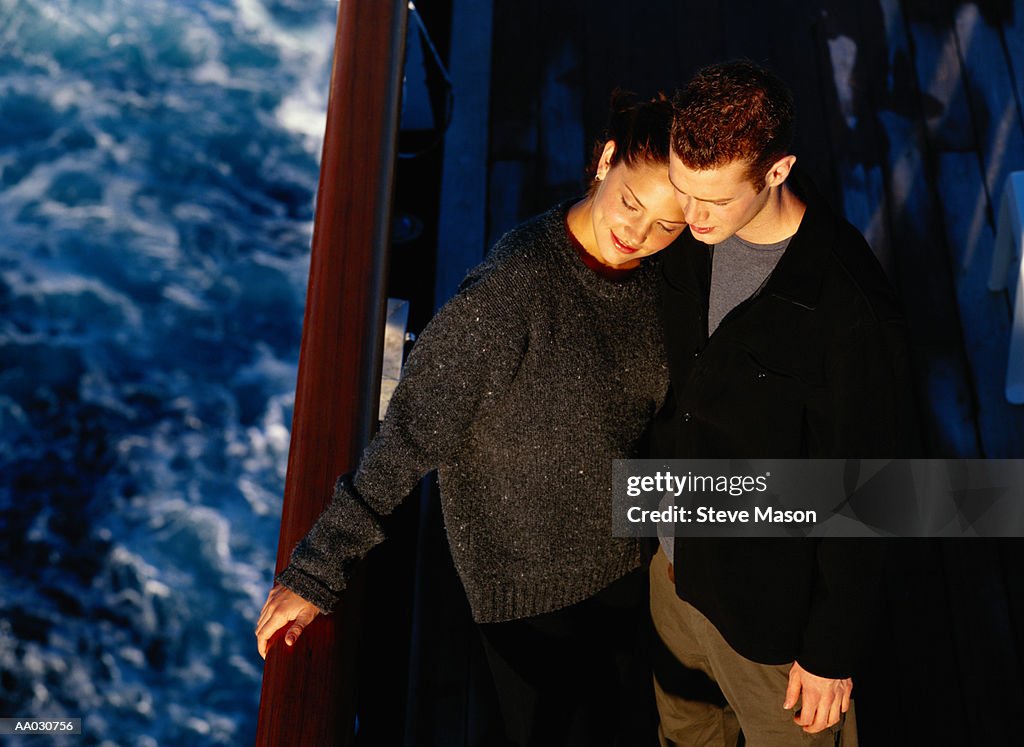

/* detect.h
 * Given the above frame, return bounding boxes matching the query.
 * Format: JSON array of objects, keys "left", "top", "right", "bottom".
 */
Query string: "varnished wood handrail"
[{"left": 255, "top": 2, "right": 408, "bottom": 744}]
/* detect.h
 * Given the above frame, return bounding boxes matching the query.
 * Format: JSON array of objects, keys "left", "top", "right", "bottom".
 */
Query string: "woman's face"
[{"left": 588, "top": 142, "right": 687, "bottom": 268}]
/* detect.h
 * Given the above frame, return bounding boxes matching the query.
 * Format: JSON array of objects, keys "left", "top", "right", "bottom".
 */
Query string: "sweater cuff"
[
  {"left": 274, "top": 472, "right": 387, "bottom": 615},
  {"left": 275, "top": 565, "right": 340, "bottom": 615}
]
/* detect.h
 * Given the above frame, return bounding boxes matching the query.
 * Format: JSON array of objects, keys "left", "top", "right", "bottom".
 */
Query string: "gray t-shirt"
[
  {"left": 707, "top": 233, "right": 791, "bottom": 336},
  {"left": 659, "top": 232, "right": 792, "bottom": 563}
]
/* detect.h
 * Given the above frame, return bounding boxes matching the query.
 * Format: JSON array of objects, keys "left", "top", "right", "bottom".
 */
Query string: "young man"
[{"left": 649, "top": 60, "right": 917, "bottom": 746}]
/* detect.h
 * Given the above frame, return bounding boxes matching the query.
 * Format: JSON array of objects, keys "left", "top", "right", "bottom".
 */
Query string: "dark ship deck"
[{"left": 321, "top": 1, "right": 1024, "bottom": 744}]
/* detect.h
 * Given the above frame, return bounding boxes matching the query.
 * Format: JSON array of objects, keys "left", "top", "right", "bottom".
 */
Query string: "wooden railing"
[{"left": 255, "top": 1, "right": 408, "bottom": 744}]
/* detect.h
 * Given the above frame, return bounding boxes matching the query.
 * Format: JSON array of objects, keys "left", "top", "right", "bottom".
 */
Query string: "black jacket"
[{"left": 650, "top": 174, "right": 919, "bottom": 678}]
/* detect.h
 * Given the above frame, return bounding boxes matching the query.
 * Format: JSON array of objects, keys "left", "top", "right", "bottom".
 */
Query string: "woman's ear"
[{"left": 595, "top": 140, "right": 616, "bottom": 182}]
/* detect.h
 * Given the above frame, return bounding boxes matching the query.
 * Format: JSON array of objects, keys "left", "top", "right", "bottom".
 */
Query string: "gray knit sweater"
[{"left": 276, "top": 203, "right": 669, "bottom": 623}]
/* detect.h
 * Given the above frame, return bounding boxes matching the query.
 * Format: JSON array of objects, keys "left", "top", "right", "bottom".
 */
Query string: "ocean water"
[{"left": 0, "top": 1, "right": 337, "bottom": 743}]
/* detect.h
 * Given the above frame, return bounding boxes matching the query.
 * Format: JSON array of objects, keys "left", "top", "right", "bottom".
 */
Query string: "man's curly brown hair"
[{"left": 671, "top": 60, "right": 795, "bottom": 190}]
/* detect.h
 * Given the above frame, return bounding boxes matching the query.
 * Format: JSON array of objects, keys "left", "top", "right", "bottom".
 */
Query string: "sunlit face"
[
  {"left": 667, "top": 154, "right": 772, "bottom": 245},
  {"left": 585, "top": 143, "right": 687, "bottom": 268}
]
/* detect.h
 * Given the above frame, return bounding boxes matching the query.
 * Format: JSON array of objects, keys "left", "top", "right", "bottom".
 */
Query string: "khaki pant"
[{"left": 649, "top": 548, "right": 857, "bottom": 747}]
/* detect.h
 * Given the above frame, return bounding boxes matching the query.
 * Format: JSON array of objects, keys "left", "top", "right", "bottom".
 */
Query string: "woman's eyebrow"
[
  {"left": 625, "top": 183, "right": 684, "bottom": 222},
  {"left": 624, "top": 183, "right": 644, "bottom": 208}
]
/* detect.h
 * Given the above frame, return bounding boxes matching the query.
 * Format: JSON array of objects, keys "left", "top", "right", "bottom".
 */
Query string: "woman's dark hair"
[{"left": 586, "top": 90, "right": 673, "bottom": 183}]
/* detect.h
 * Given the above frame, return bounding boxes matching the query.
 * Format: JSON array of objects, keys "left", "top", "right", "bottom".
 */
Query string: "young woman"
[{"left": 256, "top": 93, "right": 685, "bottom": 745}]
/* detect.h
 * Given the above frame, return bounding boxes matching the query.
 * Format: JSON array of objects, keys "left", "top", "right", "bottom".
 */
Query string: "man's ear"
[
  {"left": 764, "top": 155, "right": 796, "bottom": 188},
  {"left": 595, "top": 140, "right": 617, "bottom": 181}
]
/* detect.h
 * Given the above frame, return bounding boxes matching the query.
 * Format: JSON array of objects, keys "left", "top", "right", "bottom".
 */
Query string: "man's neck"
[{"left": 734, "top": 183, "right": 806, "bottom": 245}]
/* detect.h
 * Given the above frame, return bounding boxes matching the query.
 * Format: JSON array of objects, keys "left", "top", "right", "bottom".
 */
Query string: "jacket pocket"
[{"left": 731, "top": 341, "right": 825, "bottom": 388}]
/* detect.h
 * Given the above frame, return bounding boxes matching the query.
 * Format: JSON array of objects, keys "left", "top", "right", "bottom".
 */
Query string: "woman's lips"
[{"left": 611, "top": 231, "right": 638, "bottom": 254}]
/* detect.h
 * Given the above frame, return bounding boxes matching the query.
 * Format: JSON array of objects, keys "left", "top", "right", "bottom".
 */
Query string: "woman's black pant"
[{"left": 476, "top": 568, "right": 657, "bottom": 747}]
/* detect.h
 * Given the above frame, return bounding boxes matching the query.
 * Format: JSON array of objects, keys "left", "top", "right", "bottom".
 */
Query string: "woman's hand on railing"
[{"left": 255, "top": 583, "right": 320, "bottom": 659}]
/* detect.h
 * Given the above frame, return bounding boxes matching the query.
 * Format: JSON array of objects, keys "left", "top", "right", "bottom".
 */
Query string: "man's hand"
[
  {"left": 255, "top": 584, "right": 320, "bottom": 659},
  {"left": 783, "top": 661, "right": 852, "bottom": 734}
]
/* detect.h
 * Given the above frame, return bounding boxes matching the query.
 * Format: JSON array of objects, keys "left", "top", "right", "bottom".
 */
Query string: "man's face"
[{"left": 668, "top": 154, "right": 771, "bottom": 244}]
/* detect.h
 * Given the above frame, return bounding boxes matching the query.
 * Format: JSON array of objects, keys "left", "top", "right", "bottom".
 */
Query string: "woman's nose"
[{"left": 624, "top": 220, "right": 648, "bottom": 245}]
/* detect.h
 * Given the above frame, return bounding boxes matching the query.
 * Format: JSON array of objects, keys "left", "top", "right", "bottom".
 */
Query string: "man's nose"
[{"left": 682, "top": 199, "right": 706, "bottom": 224}]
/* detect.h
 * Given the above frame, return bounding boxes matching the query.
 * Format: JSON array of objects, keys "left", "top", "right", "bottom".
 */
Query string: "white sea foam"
[
  {"left": 230, "top": 0, "right": 334, "bottom": 149},
  {"left": 0, "top": 1, "right": 335, "bottom": 744}
]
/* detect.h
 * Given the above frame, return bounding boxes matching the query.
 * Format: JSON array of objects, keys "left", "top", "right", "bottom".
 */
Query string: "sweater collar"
[
  {"left": 549, "top": 200, "right": 659, "bottom": 297},
  {"left": 563, "top": 211, "right": 636, "bottom": 282}
]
